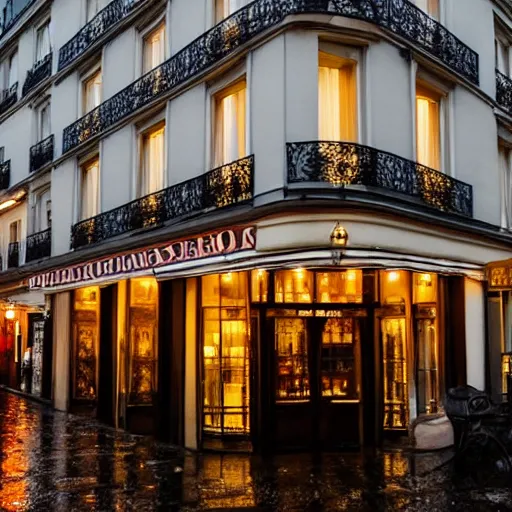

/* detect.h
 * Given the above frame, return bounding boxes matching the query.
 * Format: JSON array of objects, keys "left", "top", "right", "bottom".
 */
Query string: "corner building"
[{"left": 1, "top": 0, "right": 512, "bottom": 451}]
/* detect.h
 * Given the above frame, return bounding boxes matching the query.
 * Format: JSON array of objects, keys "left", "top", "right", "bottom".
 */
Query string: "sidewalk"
[{"left": 0, "top": 389, "right": 510, "bottom": 511}]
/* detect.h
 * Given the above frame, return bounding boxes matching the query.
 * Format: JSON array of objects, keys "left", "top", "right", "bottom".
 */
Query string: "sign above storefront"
[
  {"left": 487, "top": 259, "right": 512, "bottom": 290},
  {"left": 29, "top": 226, "right": 256, "bottom": 290}
]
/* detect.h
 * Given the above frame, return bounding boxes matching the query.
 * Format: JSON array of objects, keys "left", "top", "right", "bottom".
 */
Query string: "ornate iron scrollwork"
[
  {"left": 25, "top": 228, "right": 51, "bottom": 263},
  {"left": 496, "top": 69, "right": 512, "bottom": 115},
  {"left": 70, "top": 155, "right": 254, "bottom": 250},
  {"left": 62, "top": 0, "right": 478, "bottom": 154},
  {"left": 286, "top": 141, "right": 473, "bottom": 217},
  {"left": 22, "top": 53, "right": 52, "bottom": 97},
  {"left": 29, "top": 135, "right": 54, "bottom": 173},
  {"left": 0, "top": 160, "right": 10, "bottom": 190},
  {"left": 0, "top": 83, "right": 17, "bottom": 116}
]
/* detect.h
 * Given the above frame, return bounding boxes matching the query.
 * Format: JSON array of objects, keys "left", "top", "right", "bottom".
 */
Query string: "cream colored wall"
[
  {"left": 52, "top": 291, "right": 71, "bottom": 411},
  {"left": 51, "top": 160, "right": 75, "bottom": 256},
  {"left": 184, "top": 277, "right": 197, "bottom": 450},
  {"left": 464, "top": 278, "right": 486, "bottom": 390},
  {"left": 0, "top": 202, "right": 27, "bottom": 268},
  {"left": 170, "top": 0, "right": 206, "bottom": 54}
]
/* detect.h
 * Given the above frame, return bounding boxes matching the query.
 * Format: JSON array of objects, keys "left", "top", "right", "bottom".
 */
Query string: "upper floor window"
[
  {"left": 496, "top": 35, "right": 510, "bottom": 76},
  {"left": 413, "top": 0, "right": 439, "bottom": 20},
  {"left": 212, "top": 78, "right": 246, "bottom": 167},
  {"left": 318, "top": 51, "right": 358, "bottom": 142},
  {"left": 4, "top": 50, "right": 18, "bottom": 90},
  {"left": 35, "top": 20, "right": 51, "bottom": 63},
  {"left": 215, "top": 0, "right": 247, "bottom": 23},
  {"left": 86, "top": 0, "right": 109, "bottom": 22},
  {"left": 37, "top": 101, "right": 51, "bottom": 142},
  {"left": 139, "top": 122, "right": 165, "bottom": 197},
  {"left": 0, "top": 147, "right": 4, "bottom": 162},
  {"left": 34, "top": 188, "right": 51, "bottom": 232},
  {"left": 80, "top": 157, "right": 100, "bottom": 220},
  {"left": 142, "top": 22, "right": 165, "bottom": 74},
  {"left": 500, "top": 145, "right": 512, "bottom": 230},
  {"left": 416, "top": 83, "right": 442, "bottom": 171},
  {"left": 9, "top": 220, "right": 20, "bottom": 244},
  {"left": 82, "top": 68, "right": 102, "bottom": 114}
]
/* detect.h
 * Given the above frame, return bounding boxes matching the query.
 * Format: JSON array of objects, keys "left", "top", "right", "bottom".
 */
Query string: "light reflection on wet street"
[{"left": 0, "top": 390, "right": 512, "bottom": 511}]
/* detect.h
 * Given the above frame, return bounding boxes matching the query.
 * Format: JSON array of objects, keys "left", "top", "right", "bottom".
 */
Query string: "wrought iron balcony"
[
  {"left": 0, "top": 83, "right": 17, "bottom": 116},
  {"left": 62, "top": 0, "right": 478, "bottom": 154},
  {"left": 22, "top": 53, "right": 52, "bottom": 97},
  {"left": 2, "top": 0, "right": 36, "bottom": 34},
  {"left": 0, "top": 160, "right": 10, "bottom": 190},
  {"left": 58, "top": 0, "right": 145, "bottom": 71},
  {"left": 496, "top": 70, "right": 512, "bottom": 115},
  {"left": 25, "top": 228, "right": 51, "bottom": 263},
  {"left": 286, "top": 141, "right": 473, "bottom": 217},
  {"left": 70, "top": 155, "right": 254, "bottom": 250},
  {"left": 30, "top": 135, "right": 54, "bottom": 173},
  {"left": 7, "top": 241, "right": 19, "bottom": 269}
]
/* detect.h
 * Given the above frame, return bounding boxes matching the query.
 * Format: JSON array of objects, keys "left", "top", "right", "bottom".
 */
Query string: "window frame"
[
  {"left": 80, "top": 64, "right": 102, "bottom": 116},
  {"left": 3, "top": 49, "right": 18, "bottom": 91},
  {"left": 34, "top": 97, "right": 51, "bottom": 143},
  {"left": 77, "top": 152, "right": 101, "bottom": 222},
  {"left": 9, "top": 220, "right": 21, "bottom": 243},
  {"left": 34, "top": 17, "right": 51, "bottom": 64},
  {"left": 137, "top": 118, "right": 167, "bottom": 198},
  {"left": 33, "top": 185, "right": 51, "bottom": 233},
  {"left": 495, "top": 17, "right": 512, "bottom": 77},
  {"left": 499, "top": 142, "right": 512, "bottom": 230},
  {"left": 208, "top": 68, "right": 248, "bottom": 170},
  {"left": 137, "top": 13, "right": 167, "bottom": 78}
]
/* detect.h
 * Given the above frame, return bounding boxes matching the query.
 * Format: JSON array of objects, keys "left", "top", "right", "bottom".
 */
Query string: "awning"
[{"left": 0, "top": 289, "right": 46, "bottom": 308}]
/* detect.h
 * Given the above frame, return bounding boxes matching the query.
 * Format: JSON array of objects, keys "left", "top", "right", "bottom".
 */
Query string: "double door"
[{"left": 265, "top": 310, "right": 369, "bottom": 450}]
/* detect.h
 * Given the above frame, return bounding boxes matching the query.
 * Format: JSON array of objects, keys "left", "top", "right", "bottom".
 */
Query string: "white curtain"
[
  {"left": 416, "top": 95, "right": 440, "bottom": 170},
  {"left": 84, "top": 71, "right": 102, "bottom": 113},
  {"left": 214, "top": 87, "right": 246, "bottom": 167},
  {"left": 8, "top": 52, "right": 17, "bottom": 88},
  {"left": 500, "top": 146, "right": 512, "bottom": 230},
  {"left": 81, "top": 160, "right": 99, "bottom": 220},
  {"left": 318, "top": 63, "right": 357, "bottom": 142},
  {"left": 143, "top": 25, "right": 165, "bottom": 74},
  {"left": 40, "top": 104, "right": 51, "bottom": 141},
  {"left": 141, "top": 126, "right": 165, "bottom": 196},
  {"left": 36, "top": 23, "right": 51, "bottom": 62},
  {"left": 496, "top": 39, "right": 510, "bottom": 76}
]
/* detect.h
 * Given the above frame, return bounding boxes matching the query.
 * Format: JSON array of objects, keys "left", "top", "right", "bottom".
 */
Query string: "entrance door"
[{"left": 270, "top": 311, "right": 364, "bottom": 450}]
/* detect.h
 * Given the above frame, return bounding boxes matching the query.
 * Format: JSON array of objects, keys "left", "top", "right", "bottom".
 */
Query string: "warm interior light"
[
  {"left": 346, "top": 270, "right": 357, "bottom": 281},
  {"left": 256, "top": 269, "right": 264, "bottom": 279},
  {"left": 419, "top": 273, "right": 432, "bottom": 285},
  {"left": 0, "top": 199, "right": 16, "bottom": 211},
  {"left": 221, "top": 272, "right": 233, "bottom": 282},
  {"left": 5, "top": 307, "right": 15, "bottom": 320},
  {"left": 387, "top": 271, "right": 400, "bottom": 283}
]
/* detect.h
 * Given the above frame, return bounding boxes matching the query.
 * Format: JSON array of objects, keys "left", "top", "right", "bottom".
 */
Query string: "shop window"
[
  {"left": 416, "top": 83, "right": 442, "bottom": 171},
  {"left": 275, "top": 269, "right": 313, "bottom": 303},
  {"left": 502, "top": 293, "right": 512, "bottom": 395},
  {"left": 250, "top": 269, "right": 268, "bottom": 302},
  {"left": 380, "top": 270, "right": 408, "bottom": 304},
  {"left": 275, "top": 317, "right": 309, "bottom": 402},
  {"left": 413, "top": 273, "right": 437, "bottom": 304},
  {"left": 72, "top": 286, "right": 100, "bottom": 400},
  {"left": 142, "top": 22, "right": 166, "bottom": 74},
  {"left": 316, "top": 270, "right": 362, "bottom": 303},
  {"left": 318, "top": 51, "right": 358, "bottom": 142},
  {"left": 138, "top": 122, "right": 165, "bottom": 197},
  {"left": 321, "top": 318, "right": 359, "bottom": 399},
  {"left": 82, "top": 68, "right": 102, "bottom": 114},
  {"left": 212, "top": 78, "right": 246, "bottom": 167},
  {"left": 128, "top": 277, "right": 158, "bottom": 405},
  {"left": 201, "top": 272, "right": 250, "bottom": 434},
  {"left": 80, "top": 156, "right": 100, "bottom": 221}
]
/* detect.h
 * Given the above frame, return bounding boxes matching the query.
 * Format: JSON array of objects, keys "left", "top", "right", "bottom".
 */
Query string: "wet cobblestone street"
[{"left": 0, "top": 390, "right": 512, "bottom": 511}]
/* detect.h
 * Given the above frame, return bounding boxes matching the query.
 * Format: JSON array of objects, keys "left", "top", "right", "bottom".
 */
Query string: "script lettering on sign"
[{"left": 29, "top": 226, "right": 256, "bottom": 290}]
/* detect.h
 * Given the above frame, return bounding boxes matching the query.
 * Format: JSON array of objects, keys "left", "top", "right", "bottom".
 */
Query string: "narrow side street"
[{"left": 0, "top": 391, "right": 509, "bottom": 511}]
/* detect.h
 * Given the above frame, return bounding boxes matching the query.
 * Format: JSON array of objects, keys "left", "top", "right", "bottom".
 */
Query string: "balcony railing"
[
  {"left": 2, "top": 0, "right": 36, "bottom": 34},
  {"left": 286, "top": 141, "right": 473, "bottom": 217},
  {"left": 496, "top": 69, "right": 512, "bottom": 114},
  {"left": 7, "top": 241, "right": 19, "bottom": 269},
  {"left": 22, "top": 53, "right": 52, "bottom": 97},
  {"left": 25, "top": 228, "right": 51, "bottom": 263},
  {"left": 0, "top": 160, "right": 10, "bottom": 190},
  {"left": 30, "top": 135, "right": 54, "bottom": 173},
  {"left": 58, "top": 0, "right": 145, "bottom": 71},
  {"left": 70, "top": 155, "right": 254, "bottom": 250},
  {"left": 62, "top": 0, "right": 478, "bottom": 154},
  {"left": 0, "top": 83, "right": 17, "bottom": 116}
]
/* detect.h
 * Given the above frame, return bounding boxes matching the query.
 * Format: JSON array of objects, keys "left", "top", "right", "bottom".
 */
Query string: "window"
[
  {"left": 9, "top": 220, "right": 20, "bottom": 243},
  {"left": 212, "top": 79, "right": 246, "bottom": 167},
  {"left": 275, "top": 269, "right": 313, "bottom": 303},
  {"left": 500, "top": 145, "right": 512, "bottom": 230},
  {"left": 416, "top": 83, "right": 442, "bottom": 171},
  {"left": 496, "top": 38, "right": 510, "bottom": 76},
  {"left": 82, "top": 69, "right": 102, "bottom": 114},
  {"left": 215, "top": 0, "right": 247, "bottom": 23},
  {"left": 316, "top": 270, "right": 363, "bottom": 303},
  {"left": 318, "top": 51, "right": 358, "bottom": 142},
  {"left": 35, "top": 188, "right": 51, "bottom": 232},
  {"left": 139, "top": 122, "right": 165, "bottom": 197},
  {"left": 142, "top": 23, "right": 165, "bottom": 74},
  {"left": 86, "top": 0, "right": 109, "bottom": 22},
  {"left": 35, "top": 20, "right": 51, "bottom": 62},
  {"left": 80, "top": 157, "right": 100, "bottom": 220},
  {"left": 6, "top": 51, "right": 17, "bottom": 89},
  {"left": 413, "top": 0, "right": 439, "bottom": 19},
  {"left": 37, "top": 101, "right": 51, "bottom": 142},
  {"left": 0, "top": 147, "right": 4, "bottom": 163}
]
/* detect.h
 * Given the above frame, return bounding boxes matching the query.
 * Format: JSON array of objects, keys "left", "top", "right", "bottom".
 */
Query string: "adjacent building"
[{"left": 0, "top": 0, "right": 511, "bottom": 451}]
